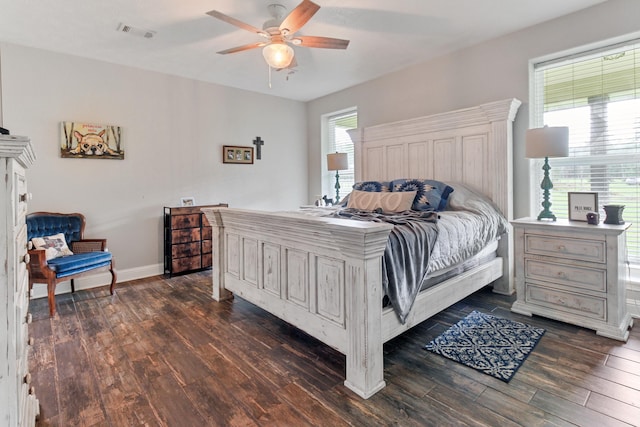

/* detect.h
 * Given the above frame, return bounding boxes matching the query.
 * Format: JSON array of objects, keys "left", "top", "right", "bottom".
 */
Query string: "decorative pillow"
[
  {"left": 347, "top": 190, "right": 416, "bottom": 213},
  {"left": 390, "top": 178, "right": 454, "bottom": 211},
  {"left": 352, "top": 181, "right": 391, "bottom": 192},
  {"left": 31, "top": 233, "right": 74, "bottom": 260}
]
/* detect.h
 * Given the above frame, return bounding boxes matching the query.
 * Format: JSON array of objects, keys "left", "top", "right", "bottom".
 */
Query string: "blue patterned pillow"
[
  {"left": 352, "top": 181, "right": 391, "bottom": 192},
  {"left": 390, "top": 178, "right": 454, "bottom": 211},
  {"left": 423, "top": 179, "right": 454, "bottom": 210}
]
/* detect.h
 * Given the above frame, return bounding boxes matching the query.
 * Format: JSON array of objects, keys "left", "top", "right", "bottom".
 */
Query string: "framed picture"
[
  {"left": 223, "top": 145, "right": 253, "bottom": 164},
  {"left": 60, "top": 121, "right": 124, "bottom": 159},
  {"left": 568, "top": 192, "right": 598, "bottom": 221},
  {"left": 181, "top": 197, "right": 195, "bottom": 207}
]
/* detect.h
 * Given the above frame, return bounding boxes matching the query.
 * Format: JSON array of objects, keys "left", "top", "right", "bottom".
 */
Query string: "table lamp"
[
  {"left": 526, "top": 126, "right": 569, "bottom": 221},
  {"left": 327, "top": 152, "right": 348, "bottom": 204}
]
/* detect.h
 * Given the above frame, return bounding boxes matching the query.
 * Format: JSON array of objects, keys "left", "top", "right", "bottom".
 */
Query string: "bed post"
[
  {"left": 347, "top": 127, "right": 363, "bottom": 182},
  {"left": 481, "top": 98, "right": 521, "bottom": 295},
  {"left": 337, "top": 226, "right": 392, "bottom": 399},
  {"left": 201, "top": 208, "right": 233, "bottom": 301}
]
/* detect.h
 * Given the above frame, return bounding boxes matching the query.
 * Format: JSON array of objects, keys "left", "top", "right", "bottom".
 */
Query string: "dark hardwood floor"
[{"left": 28, "top": 272, "right": 640, "bottom": 426}]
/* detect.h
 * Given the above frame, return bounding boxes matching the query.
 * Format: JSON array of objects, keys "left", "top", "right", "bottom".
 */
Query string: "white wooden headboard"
[{"left": 347, "top": 99, "right": 521, "bottom": 220}]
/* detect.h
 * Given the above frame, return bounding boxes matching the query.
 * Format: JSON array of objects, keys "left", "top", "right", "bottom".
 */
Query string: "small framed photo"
[
  {"left": 223, "top": 145, "right": 254, "bottom": 164},
  {"left": 180, "top": 197, "right": 195, "bottom": 207},
  {"left": 568, "top": 192, "right": 598, "bottom": 221}
]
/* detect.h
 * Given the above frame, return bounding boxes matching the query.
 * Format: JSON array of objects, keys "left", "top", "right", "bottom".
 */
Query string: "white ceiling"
[{"left": 0, "top": 0, "right": 605, "bottom": 102}]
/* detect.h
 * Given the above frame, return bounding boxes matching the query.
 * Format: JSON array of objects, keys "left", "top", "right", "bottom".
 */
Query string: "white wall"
[
  {"left": 306, "top": 0, "right": 640, "bottom": 220},
  {"left": 1, "top": 43, "right": 307, "bottom": 285}
]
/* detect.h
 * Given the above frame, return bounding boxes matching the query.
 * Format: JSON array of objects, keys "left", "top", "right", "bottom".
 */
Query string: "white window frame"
[{"left": 321, "top": 107, "right": 357, "bottom": 203}]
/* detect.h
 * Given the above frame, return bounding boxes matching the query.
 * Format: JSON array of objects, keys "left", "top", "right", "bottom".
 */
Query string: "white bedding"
[
  {"left": 427, "top": 183, "right": 508, "bottom": 273},
  {"left": 298, "top": 183, "right": 508, "bottom": 276}
]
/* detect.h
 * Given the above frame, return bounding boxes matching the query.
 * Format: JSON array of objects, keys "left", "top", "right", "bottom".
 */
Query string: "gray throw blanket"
[{"left": 334, "top": 209, "right": 439, "bottom": 324}]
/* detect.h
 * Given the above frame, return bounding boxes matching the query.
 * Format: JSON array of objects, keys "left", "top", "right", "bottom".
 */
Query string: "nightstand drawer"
[
  {"left": 524, "top": 234, "right": 605, "bottom": 263},
  {"left": 525, "top": 283, "right": 606, "bottom": 321},
  {"left": 524, "top": 259, "right": 606, "bottom": 293}
]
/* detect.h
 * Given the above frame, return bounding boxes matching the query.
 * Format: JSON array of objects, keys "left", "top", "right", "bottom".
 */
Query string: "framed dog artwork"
[
  {"left": 60, "top": 122, "right": 124, "bottom": 159},
  {"left": 222, "top": 145, "right": 254, "bottom": 164}
]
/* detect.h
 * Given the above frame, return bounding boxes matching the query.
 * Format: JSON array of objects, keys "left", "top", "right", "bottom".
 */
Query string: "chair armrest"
[
  {"left": 27, "top": 249, "right": 56, "bottom": 279},
  {"left": 27, "top": 249, "right": 48, "bottom": 269},
  {"left": 71, "top": 239, "right": 108, "bottom": 253}
]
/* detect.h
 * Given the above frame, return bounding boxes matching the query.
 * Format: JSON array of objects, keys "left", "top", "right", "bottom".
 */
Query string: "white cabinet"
[
  {"left": 511, "top": 218, "right": 633, "bottom": 341},
  {"left": 1, "top": 135, "right": 39, "bottom": 426}
]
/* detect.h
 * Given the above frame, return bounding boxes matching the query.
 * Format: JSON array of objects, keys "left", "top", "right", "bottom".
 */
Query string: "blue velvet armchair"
[{"left": 26, "top": 212, "right": 117, "bottom": 316}]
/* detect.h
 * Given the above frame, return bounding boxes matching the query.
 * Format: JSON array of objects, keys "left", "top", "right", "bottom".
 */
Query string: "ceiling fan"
[{"left": 206, "top": 0, "right": 350, "bottom": 70}]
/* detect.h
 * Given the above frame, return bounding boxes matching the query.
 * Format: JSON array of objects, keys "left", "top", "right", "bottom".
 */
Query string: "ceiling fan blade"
[
  {"left": 279, "top": 0, "right": 320, "bottom": 35},
  {"left": 217, "top": 42, "right": 265, "bottom": 55},
  {"left": 206, "top": 10, "right": 266, "bottom": 36},
  {"left": 295, "top": 36, "right": 349, "bottom": 49}
]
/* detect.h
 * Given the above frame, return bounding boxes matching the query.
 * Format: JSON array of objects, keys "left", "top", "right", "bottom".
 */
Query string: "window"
[
  {"left": 323, "top": 108, "right": 357, "bottom": 202},
  {"left": 531, "top": 38, "right": 640, "bottom": 263}
]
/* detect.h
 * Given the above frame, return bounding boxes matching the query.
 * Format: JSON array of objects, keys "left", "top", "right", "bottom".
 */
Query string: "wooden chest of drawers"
[
  {"left": 164, "top": 204, "right": 227, "bottom": 276},
  {"left": 511, "top": 218, "right": 633, "bottom": 341},
  {"left": 1, "top": 135, "right": 39, "bottom": 426}
]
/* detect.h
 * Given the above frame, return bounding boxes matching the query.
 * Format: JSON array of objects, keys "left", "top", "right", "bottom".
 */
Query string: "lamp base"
[
  {"left": 537, "top": 157, "right": 557, "bottom": 221},
  {"left": 537, "top": 210, "right": 557, "bottom": 221}
]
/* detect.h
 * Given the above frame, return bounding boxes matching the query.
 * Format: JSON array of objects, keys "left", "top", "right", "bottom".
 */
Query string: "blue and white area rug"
[{"left": 424, "top": 311, "right": 545, "bottom": 382}]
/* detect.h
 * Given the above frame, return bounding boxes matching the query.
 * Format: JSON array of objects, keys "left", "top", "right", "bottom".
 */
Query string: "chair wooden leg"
[
  {"left": 47, "top": 281, "right": 56, "bottom": 317},
  {"left": 109, "top": 260, "right": 117, "bottom": 295}
]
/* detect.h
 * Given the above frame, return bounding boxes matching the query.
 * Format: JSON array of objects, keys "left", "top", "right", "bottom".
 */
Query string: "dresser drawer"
[
  {"left": 16, "top": 224, "right": 29, "bottom": 290},
  {"left": 171, "top": 228, "right": 201, "bottom": 244},
  {"left": 15, "top": 290, "right": 30, "bottom": 363},
  {"left": 524, "top": 234, "right": 605, "bottom": 263},
  {"left": 524, "top": 259, "right": 606, "bottom": 293},
  {"left": 171, "top": 242, "right": 201, "bottom": 259},
  {"left": 525, "top": 283, "right": 606, "bottom": 321},
  {"left": 16, "top": 267, "right": 29, "bottom": 307},
  {"left": 172, "top": 256, "right": 202, "bottom": 273},
  {"left": 170, "top": 213, "right": 201, "bottom": 229},
  {"left": 202, "top": 252, "right": 212, "bottom": 268},
  {"left": 202, "top": 226, "right": 212, "bottom": 240},
  {"left": 14, "top": 165, "right": 28, "bottom": 227},
  {"left": 202, "top": 239, "right": 212, "bottom": 254}
]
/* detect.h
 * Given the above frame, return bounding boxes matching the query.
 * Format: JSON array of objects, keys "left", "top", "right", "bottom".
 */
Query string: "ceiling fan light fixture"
[{"left": 262, "top": 43, "right": 294, "bottom": 68}]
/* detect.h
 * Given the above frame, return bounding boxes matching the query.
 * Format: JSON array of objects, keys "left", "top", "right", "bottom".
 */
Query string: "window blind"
[
  {"left": 326, "top": 109, "right": 357, "bottom": 201},
  {"left": 532, "top": 39, "right": 640, "bottom": 262}
]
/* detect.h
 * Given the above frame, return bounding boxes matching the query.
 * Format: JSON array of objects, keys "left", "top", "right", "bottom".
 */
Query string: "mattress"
[{"left": 421, "top": 239, "right": 499, "bottom": 289}]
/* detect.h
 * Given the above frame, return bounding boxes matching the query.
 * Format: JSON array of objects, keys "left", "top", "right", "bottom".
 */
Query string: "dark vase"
[{"left": 603, "top": 205, "right": 625, "bottom": 225}]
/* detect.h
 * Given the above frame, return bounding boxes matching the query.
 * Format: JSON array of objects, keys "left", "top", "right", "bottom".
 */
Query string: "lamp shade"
[
  {"left": 262, "top": 43, "right": 294, "bottom": 68},
  {"left": 327, "top": 152, "right": 348, "bottom": 171},
  {"left": 525, "top": 126, "right": 569, "bottom": 158}
]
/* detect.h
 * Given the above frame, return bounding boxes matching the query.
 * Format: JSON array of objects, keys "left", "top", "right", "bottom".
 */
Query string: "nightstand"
[{"left": 511, "top": 218, "right": 633, "bottom": 341}]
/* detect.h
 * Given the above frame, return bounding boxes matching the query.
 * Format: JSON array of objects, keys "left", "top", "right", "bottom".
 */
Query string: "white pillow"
[
  {"left": 347, "top": 190, "right": 416, "bottom": 213},
  {"left": 31, "top": 233, "right": 74, "bottom": 260}
]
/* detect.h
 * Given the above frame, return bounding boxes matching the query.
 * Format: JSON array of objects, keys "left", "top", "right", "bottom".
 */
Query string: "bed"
[{"left": 201, "top": 98, "right": 521, "bottom": 398}]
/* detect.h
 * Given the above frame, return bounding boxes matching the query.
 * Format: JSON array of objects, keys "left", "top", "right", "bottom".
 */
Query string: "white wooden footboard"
[{"left": 201, "top": 207, "right": 394, "bottom": 398}]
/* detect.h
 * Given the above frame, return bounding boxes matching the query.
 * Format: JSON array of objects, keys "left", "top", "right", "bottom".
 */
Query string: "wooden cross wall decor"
[{"left": 253, "top": 137, "right": 264, "bottom": 160}]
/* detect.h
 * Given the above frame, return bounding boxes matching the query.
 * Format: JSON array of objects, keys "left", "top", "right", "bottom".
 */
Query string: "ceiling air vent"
[{"left": 116, "top": 23, "right": 156, "bottom": 39}]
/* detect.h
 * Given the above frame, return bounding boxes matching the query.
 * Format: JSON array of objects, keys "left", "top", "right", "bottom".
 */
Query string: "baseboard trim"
[{"left": 30, "top": 263, "right": 164, "bottom": 299}]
